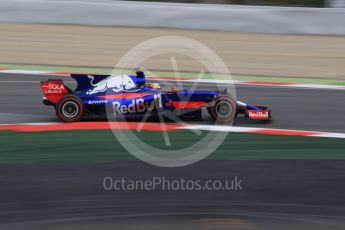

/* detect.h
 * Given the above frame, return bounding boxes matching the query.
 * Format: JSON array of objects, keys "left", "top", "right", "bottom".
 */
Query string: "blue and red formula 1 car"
[{"left": 40, "top": 71, "right": 271, "bottom": 123}]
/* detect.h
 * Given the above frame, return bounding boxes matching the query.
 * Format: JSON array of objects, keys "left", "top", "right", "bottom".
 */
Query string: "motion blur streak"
[{"left": 1, "top": 23, "right": 345, "bottom": 78}]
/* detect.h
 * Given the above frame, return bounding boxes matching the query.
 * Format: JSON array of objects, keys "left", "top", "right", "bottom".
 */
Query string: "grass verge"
[{"left": 1, "top": 130, "right": 345, "bottom": 163}]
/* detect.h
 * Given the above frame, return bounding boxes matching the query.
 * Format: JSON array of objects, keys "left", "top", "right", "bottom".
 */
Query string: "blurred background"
[
  {"left": 121, "top": 0, "right": 341, "bottom": 7},
  {"left": 1, "top": 0, "right": 345, "bottom": 230},
  {"left": 1, "top": 0, "right": 345, "bottom": 78}
]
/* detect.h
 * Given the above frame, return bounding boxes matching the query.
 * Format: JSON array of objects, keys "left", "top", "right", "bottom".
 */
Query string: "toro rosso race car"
[{"left": 40, "top": 71, "right": 271, "bottom": 123}]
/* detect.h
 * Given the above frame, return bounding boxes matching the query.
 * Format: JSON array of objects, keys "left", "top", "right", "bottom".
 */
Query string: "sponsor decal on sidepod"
[
  {"left": 112, "top": 95, "right": 162, "bottom": 115},
  {"left": 113, "top": 98, "right": 146, "bottom": 115},
  {"left": 88, "top": 100, "right": 108, "bottom": 105}
]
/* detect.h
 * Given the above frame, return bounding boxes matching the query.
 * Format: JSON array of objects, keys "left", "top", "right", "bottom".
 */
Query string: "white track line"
[
  {"left": 0, "top": 70, "right": 51, "bottom": 75},
  {"left": 184, "top": 125, "right": 345, "bottom": 139}
]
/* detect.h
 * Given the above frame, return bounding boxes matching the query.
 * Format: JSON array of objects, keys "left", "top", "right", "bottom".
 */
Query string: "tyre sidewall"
[
  {"left": 210, "top": 96, "right": 237, "bottom": 124},
  {"left": 56, "top": 96, "right": 84, "bottom": 122}
]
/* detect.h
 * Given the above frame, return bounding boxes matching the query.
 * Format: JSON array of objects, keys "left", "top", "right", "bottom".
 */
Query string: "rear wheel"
[
  {"left": 56, "top": 95, "right": 84, "bottom": 122},
  {"left": 209, "top": 96, "right": 237, "bottom": 124}
]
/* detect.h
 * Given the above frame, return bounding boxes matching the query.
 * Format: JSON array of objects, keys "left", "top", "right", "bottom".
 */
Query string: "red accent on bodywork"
[
  {"left": 246, "top": 110, "right": 270, "bottom": 120},
  {"left": 172, "top": 101, "right": 208, "bottom": 109},
  {"left": 99, "top": 93, "right": 151, "bottom": 99},
  {"left": 40, "top": 80, "right": 68, "bottom": 104}
]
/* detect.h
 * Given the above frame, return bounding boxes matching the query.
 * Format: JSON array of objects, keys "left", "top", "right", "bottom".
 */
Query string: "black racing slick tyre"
[
  {"left": 56, "top": 95, "right": 84, "bottom": 122},
  {"left": 209, "top": 96, "right": 237, "bottom": 124}
]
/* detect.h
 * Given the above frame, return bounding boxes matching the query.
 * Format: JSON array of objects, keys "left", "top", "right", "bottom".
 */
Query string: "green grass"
[
  {"left": 1, "top": 130, "right": 345, "bottom": 163},
  {"left": 1, "top": 63, "right": 345, "bottom": 86}
]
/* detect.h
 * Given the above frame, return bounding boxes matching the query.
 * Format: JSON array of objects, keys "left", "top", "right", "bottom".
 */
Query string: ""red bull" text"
[{"left": 112, "top": 98, "right": 151, "bottom": 115}]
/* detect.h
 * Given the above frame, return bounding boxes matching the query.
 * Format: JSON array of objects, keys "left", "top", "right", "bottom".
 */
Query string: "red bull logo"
[
  {"left": 87, "top": 75, "right": 136, "bottom": 95},
  {"left": 112, "top": 95, "right": 162, "bottom": 115},
  {"left": 113, "top": 98, "right": 146, "bottom": 114},
  {"left": 247, "top": 110, "right": 269, "bottom": 120}
]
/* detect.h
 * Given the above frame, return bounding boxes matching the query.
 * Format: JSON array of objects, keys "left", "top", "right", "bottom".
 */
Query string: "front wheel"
[
  {"left": 209, "top": 96, "right": 237, "bottom": 124},
  {"left": 56, "top": 95, "right": 84, "bottom": 122}
]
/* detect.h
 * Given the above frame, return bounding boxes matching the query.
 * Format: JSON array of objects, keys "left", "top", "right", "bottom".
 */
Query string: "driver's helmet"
[{"left": 148, "top": 83, "right": 161, "bottom": 89}]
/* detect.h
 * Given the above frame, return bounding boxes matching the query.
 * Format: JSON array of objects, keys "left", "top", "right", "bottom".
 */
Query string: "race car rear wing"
[{"left": 40, "top": 79, "right": 70, "bottom": 104}]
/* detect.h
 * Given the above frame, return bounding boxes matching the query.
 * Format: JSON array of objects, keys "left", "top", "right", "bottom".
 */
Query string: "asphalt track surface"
[
  {"left": 1, "top": 73, "right": 345, "bottom": 132},
  {"left": 1, "top": 161, "right": 345, "bottom": 230},
  {"left": 1, "top": 73, "right": 345, "bottom": 229}
]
